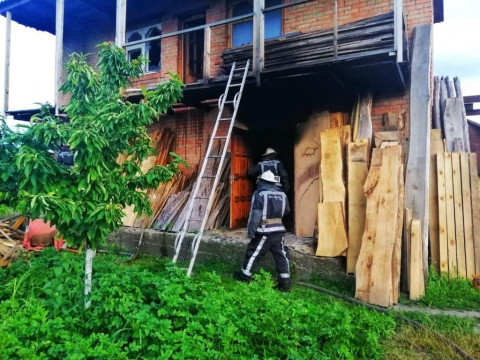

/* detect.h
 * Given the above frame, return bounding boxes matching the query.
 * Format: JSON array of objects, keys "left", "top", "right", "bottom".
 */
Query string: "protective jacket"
[
  {"left": 247, "top": 181, "right": 290, "bottom": 238},
  {"left": 248, "top": 160, "right": 289, "bottom": 191}
]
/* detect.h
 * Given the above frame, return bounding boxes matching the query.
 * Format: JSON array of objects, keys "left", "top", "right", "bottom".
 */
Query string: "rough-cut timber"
[
  {"left": 429, "top": 130, "right": 444, "bottom": 272},
  {"left": 469, "top": 153, "right": 480, "bottom": 275},
  {"left": 444, "top": 153, "right": 457, "bottom": 276},
  {"left": 357, "top": 93, "right": 373, "bottom": 141},
  {"left": 355, "top": 146, "right": 402, "bottom": 307},
  {"left": 316, "top": 202, "right": 348, "bottom": 257},
  {"left": 405, "top": 24, "right": 432, "bottom": 280},
  {"left": 346, "top": 139, "right": 369, "bottom": 273},
  {"left": 452, "top": 154, "right": 466, "bottom": 277},
  {"left": 444, "top": 98, "right": 466, "bottom": 152},
  {"left": 294, "top": 111, "right": 330, "bottom": 237},
  {"left": 320, "top": 128, "right": 346, "bottom": 205},
  {"left": 436, "top": 153, "right": 449, "bottom": 274},
  {"left": 409, "top": 219, "right": 425, "bottom": 300},
  {"left": 454, "top": 77, "right": 471, "bottom": 152},
  {"left": 460, "top": 153, "right": 475, "bottom": 279}
]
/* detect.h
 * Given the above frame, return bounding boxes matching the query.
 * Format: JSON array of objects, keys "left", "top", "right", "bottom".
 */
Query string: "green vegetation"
[
  {"left": 0, "top": 249, "right": 396, "bottom": 359},
  {"left": 401, "top": 268, "right": 480, "bottom": 311},
  {"left": 0, "top": 43, "right": 185, "bottom": 250}
]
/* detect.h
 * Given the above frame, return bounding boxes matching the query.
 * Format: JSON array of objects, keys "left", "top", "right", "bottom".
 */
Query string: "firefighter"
[
  {"left": 234, "top": 170, "right": 291, "bottom": 291},
  {"left": 247, "top": 147, "right": 289, "bottom": 192}
]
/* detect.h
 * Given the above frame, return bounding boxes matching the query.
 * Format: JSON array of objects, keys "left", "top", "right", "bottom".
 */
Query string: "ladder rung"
[
  {"left": 214, "top": 136, "right": 227, "bottom": 139},
  {"left": 208, "top": 155, "right": 221, "bottom": 158},
  {"left": 229, "top": 83, "right": 242, "bottom": 87},
  {"left": 219, "top": 118, "right": 232, "bottom": 121},
  {"left": 235, "top": 67, "right": 247, "bottom": 71},
  {"left": 201, "top": 175, "right": 216, "bottom": 179},
  {"left": 224, "top": 101, "right": 235, "bottom": 104}
]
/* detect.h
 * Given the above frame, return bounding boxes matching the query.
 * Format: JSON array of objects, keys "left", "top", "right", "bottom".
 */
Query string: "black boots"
[
  {"left": 233, "top": 271, "right": 251, "bottom": 282},
  {"left": 276, "top": 278, "right": 291, "bottom": 292}
]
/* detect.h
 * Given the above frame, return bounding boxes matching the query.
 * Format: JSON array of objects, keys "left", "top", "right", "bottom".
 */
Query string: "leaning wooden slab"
[{"left": 316, "top": 202, "right": 348, "bottom": 257}]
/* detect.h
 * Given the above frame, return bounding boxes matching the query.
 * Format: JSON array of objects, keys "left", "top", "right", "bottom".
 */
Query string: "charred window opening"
[{"left": 126, "top": 25, "right": 162, "bottom": 72}]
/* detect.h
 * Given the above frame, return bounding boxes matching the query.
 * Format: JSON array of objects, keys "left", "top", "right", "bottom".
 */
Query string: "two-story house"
[{"left": 1, "top": 0, "right": 444, "bottom": 235}]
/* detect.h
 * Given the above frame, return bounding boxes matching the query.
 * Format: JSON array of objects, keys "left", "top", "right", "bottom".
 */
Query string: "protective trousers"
[{"left": 241, "top": 232, "right": 290, "bottom": 281}]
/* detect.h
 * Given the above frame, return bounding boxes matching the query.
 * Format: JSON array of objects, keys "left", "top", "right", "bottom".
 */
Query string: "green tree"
[{"left": 0, "top": 42, "right": 185, "bottom": 306}]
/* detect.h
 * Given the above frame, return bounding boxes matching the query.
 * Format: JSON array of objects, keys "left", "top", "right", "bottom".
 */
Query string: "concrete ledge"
[{"left": 109, "top": 227, "right": 345, "bottom": 281}]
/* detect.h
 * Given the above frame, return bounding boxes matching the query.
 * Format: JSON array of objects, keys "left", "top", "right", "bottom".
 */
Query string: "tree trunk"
[{"left": 84, "top": 247, "right": 96, "bottom": 309}]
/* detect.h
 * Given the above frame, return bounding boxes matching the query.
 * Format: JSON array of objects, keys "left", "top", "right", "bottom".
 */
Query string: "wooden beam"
[
  {"left": 433, "top": 76, "right": 441, "bottom": 129},
  {"left": 316, "top": 202, "right": 348, "bottom": 257},
  {"left": 346, "top": 139, "right": 370, "bottom": 273},
  {"left": 203, "top": 27, "right": 211, "bottom": 85},
  {"left": 394, "top": 0, "right": 403, "bottom": 63},
  {"left": 437, "top": 153, "right": 449, "bottom": 274},
  {"left": 3, "top": 11, "right": 11, "bottom": 114},
  {"left": 454, "top": 77, "right": 470, "bottom": 152},
  {"left": 55, "top": 0, "right": 65, "bottom": 116},
  {"left": 115, "top": 0, "right": 127, "bottom": 47},
  {"left": 409, "top": 219, "right": 425, "bottom": 300},
  {"left": 429, "top": 129, "right": 443, "bottom": 273},
  {"left": 452, "top": 153, "right": 466, "bottom": 278},
  {"left": 405, "top": 24, "right": 432, "bottom": 280},
  {"left": 444, "top": 153, "right": 457, "bottom": 277},
  {"left": 253, "top": 0, "right": 265, "bottom": 86},
  {"left": 469, "top": 153, "right": 480, "bottom": 275},
  {"left": 444, "top": 98, "right": 466, "bottom": 152},
  {"left": 333, "top": 0, "right": 338, "bottom": 60},
  {"left": 460, "top": 153, "right": 475, "bottom": 279}
]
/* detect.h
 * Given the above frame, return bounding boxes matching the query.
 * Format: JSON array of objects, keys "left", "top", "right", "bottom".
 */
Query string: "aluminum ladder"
[{"left": 173, "top": 59, "right": 250, "bottom": 276}]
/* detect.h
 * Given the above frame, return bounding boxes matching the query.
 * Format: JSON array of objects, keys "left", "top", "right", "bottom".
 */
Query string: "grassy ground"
[{"left": 1, "top": 250, "right": 479, "bottom": 359}]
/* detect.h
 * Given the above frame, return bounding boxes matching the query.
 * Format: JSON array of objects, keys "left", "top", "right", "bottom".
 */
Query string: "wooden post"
[
  {"left": 115, "top": 0, "right": 127, "bottom": 47},
  {"left": 3, "top": 11, "right": 11, "bottom": 115},
  {"left": 203, "top": 27, "right": 211, "bottom": 85},
  {"left": 394, "top": 0, "right": 403, "bottom": 63},
  {"left": 253, "top": 0, "right": 265, "bottom": 86},
  {"left": 405, "top": 24, "right": 432, "bottom": 281},
  {"left": 55, "top": 0, "right": 65, "bottom": 116},
  {"left": 453, "top": 77, "right": 471, "bottom": 152},
  {"left": 333, "top": 0, "right": 338, "bottom": 60}
]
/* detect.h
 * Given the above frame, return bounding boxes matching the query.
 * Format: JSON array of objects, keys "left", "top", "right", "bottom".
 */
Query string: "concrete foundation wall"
[{"left": 110, "top": 227, "right": 345, "bottom": 281}]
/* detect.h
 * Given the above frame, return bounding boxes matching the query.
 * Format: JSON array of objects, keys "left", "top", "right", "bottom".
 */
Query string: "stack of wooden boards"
[
  {"left": 432, "top": 76, "right": 470, "bottom": 152},
  {"left": 222, "top": 12, "right": 395, "bottom": 73},
  {"left": 429, "top": 130, "right": 480, "bottom": 280},
  {"left": 121, "top": 127, "right": 231, "bottom": 232},
  {"left": 0, "top": 215, "right": 25, "bottom": 267}
]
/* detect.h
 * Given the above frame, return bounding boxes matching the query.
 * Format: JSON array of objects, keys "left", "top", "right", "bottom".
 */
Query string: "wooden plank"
[
  {"left": 316, "top": 202, "right": 348, "bottom": 257},
  {"left": 454, "top": 77, "right": 470, "bottom": 151},
  {"left": 393, "top": 157, "right": 404, "bottom": 303},
  {"left": 444, "top": 98, "right": 466, "bottom": 152},
  {"left": 444, "top": 153, "right": 457, "bottom": 277},
  {"left": 294, "top": 111, "right": 331, "bottom": 237},
  {"left": 460, "top": 153, "right": 475, "bottom": 279},
  {"left": 437, "top": 153, "right": 449, "bottom": 274},
  {"left": 346, "top": 139, "right": 369, "bottom": 273},
  {"left": 429, "top": 129, "right": 444, "bottom": 273},
  {"left": 357, "top": 93, "right": 373, "bottom": 140},
  {"left": 382, "top": 112, "right": 399, "bottom": 131},
  {"left": 469, "top": 153, "right": 480, "bottom": 275},
  {"left": 409, "top": 219, "right": 425, "bottom": 300},
  {"left": 330, "top": 112, "right": 345, "bottom": 128},
  {"left": 440, "top": 77, "right": 448, "bottom": 136},
  {"left": 355, "top": 146, "right": 401, "bottom": 307},
  {"left": 433, "top": 76, "right": 441, "bottom": 129},
  {"left": 403, "top": 208, "right": 413, "bottom": 292},
  {"left": 452, "top": 153, "right": 466, "bottom": 278},
  {"left": 405, "top": 24, "right": 432, "bottom": 280},
  {"left": 320, "top": 128, "right": 346, "bottom": 204}
]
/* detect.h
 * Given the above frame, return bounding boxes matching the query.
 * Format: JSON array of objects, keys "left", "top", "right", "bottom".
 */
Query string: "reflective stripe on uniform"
[
  {"left": 279, "top": 273, "right": 290, "bottom": 278},
  {"left": 243, "top": 236, "right": 267, "bottom": 276},
  {"left": 256, "top": 225, "right": 286, "bottom": 233}
]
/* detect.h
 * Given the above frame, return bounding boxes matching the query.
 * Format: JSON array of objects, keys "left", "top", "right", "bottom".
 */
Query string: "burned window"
[
  {"left": 126, "top": 25, "right": 162, "bottom": 72},
  {"left": 232, "top": 0, "right": 283, "bottom": 47}
]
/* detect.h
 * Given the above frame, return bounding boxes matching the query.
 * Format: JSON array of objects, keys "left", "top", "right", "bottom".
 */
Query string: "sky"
[{"left": 0, "top": 0, "right": 479, "bottom": 116}]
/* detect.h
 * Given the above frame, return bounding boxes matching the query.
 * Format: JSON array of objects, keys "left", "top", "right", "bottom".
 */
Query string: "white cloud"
[
  {"left": 0, "top": 16, "right": 55, "bottom": 113},
  {"left": 434, "top": 0, "right": 480, "bottom": 96}
]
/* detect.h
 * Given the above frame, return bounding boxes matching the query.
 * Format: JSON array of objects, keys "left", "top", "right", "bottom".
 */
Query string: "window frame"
[
  {"left": 126, "top": 23, "right": 162, "bottom": 73},
  {"left": 230, "top": 0, "right": 284, "bottom": 48}
]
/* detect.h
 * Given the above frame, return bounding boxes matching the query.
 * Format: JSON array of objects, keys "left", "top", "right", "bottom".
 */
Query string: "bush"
[{"left": 0, "top": 250, "right": 396, "bottom": 359}]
